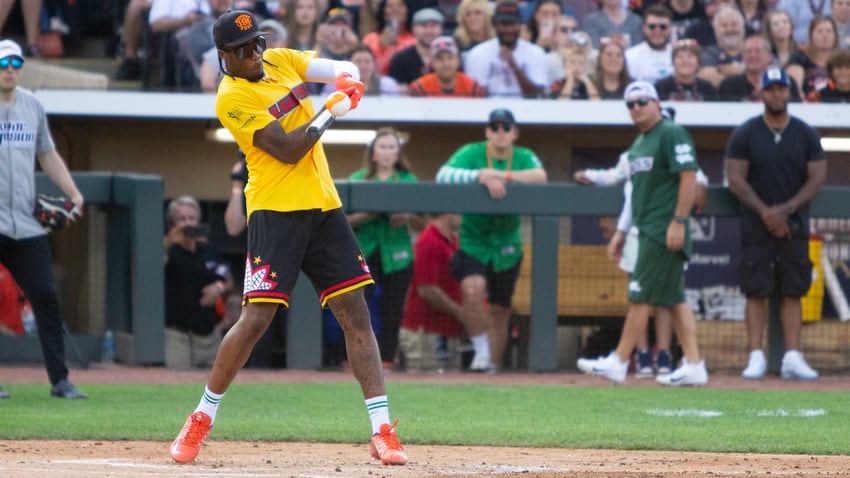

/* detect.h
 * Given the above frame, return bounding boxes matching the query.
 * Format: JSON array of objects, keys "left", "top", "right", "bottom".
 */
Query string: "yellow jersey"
[{"left": 215, "top": 48, "right": 342, "bottom": 216}]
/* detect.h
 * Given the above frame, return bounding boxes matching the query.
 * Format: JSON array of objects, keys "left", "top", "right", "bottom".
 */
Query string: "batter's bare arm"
[{"left": 252, "top": 115, "right": 324, "bottom": 164}]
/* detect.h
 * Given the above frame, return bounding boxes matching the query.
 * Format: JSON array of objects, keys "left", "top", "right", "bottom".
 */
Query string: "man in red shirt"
[
  {"left": 399, "top": 214, "right": 465, "bottom": 371},
  {"left": 408, "top": 36, "right": 488, "bottom": 97}
]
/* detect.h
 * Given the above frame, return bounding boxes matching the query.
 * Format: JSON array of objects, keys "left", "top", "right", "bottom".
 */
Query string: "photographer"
[{"left": 163, "top": 196, "right": 233, "bottom": 370}]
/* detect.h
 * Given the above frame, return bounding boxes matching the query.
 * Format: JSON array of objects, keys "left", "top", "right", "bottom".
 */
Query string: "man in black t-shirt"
[
  {"left": 718, "top": 36, "right": 802, "bottom": 102},
  {"left": 388, "top": 8, "right": 445, "bottom": 91},
  {"left": 724, "top": 68, "right": 826, "bottom": 381}
]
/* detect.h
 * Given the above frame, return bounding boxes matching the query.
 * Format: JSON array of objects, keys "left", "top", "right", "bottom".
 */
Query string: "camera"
[{"left": 183, "top": 224, "right": 208, "bottom": 239}]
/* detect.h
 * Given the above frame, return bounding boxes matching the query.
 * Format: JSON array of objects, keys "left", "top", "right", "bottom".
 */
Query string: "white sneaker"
[
  {"left": 577, "top": 352, "right": 628, "bottom": 384},
  {"left": 742, "top": 349, "right": 766, "bottom": 380},
  {"left": 781, "top": 350, "right": 818, "bottom": 380},
  {"left": 469, "top": 353, "right": 492, "bottom": 372},
  {"left": 656, "top": 358, "right": 708, "bottom": 387}
]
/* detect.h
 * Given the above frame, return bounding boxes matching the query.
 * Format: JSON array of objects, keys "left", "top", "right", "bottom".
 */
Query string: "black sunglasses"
[
  {"left": 646, "top": 23, "right": 668, "bottom": 30},
  {"left": 488, "top": 122, "right": 513, "bottom": 132},
  {"left": 559, "top": 25, "right": 577, "bottom": 33},
  {"left": 0, "top": 56, "right": 24, "bottom": 69},
  {"left": 227, "top": 36, "right": 267, "bottom": 60},
  {"left": 626, "top": 97, "right": 651, "bottom": 109}
]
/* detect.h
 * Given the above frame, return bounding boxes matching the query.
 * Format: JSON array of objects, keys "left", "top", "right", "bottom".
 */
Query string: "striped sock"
[
  {"left": 365, "top": 395, "right": 389, "bottom": 435},
  {"left": 194, "top": 386, "right": 225, "bottom": 425}
]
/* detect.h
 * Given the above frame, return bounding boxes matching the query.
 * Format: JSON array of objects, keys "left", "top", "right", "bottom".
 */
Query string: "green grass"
[{"left": 0, "top": 382, "right": 846, "bottom": 455}]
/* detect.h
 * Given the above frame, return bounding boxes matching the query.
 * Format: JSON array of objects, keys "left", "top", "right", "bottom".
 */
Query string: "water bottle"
[{"left": 102, "top": 328, "right": 115, "bottom": 364}]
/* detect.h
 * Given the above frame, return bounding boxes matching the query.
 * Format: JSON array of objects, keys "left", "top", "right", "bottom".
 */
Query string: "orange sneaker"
[
  {"left": 170, "top": 411, "right": 212, "bottom": 463},
  {"left": 369, "top": 418, "right": 408, "bottom": 465}
]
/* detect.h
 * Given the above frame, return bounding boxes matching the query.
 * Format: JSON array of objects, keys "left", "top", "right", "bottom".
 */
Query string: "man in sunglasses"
[
  {"left": 578, "top": 81, "right": 708, "bottom": 387},
  {"left": 0, "top": 39, "right": 88, "bottom": 400},
  {"left": 624, "top": 4, "right": 674, "bottom": 83},
  {"left": 436, "top": 108, "right": 548, "bottom": 373},
  {"left": 169, "top": 10, "right": 408, "bottom": 467}
]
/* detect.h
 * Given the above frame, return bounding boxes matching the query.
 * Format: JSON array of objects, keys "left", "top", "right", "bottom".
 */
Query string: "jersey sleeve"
[
  {"left": 215, "top": 86, "right": 275, "bottom": 150},
  {"left": 804, "top": 123, "right": 826, "bottom": 163},
  {"left": 665, "top": 124, "right": 698, "bottom": 173}
]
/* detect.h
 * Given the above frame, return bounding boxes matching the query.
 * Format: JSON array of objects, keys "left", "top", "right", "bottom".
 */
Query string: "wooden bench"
[{"left": 512, "top": 245, "right": 629, "bottom": 324}]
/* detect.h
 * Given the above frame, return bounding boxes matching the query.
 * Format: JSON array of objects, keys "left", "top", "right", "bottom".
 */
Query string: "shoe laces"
[
  {"left": 374, "top": 418, "right": 403, "bottom": 450},
  {"left": 182, "top": 413, "right": 210, "bottom": 446}
]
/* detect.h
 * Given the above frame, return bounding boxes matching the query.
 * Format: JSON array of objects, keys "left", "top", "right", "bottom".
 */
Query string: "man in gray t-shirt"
[{"left": 0, "top": 39, "right": 87, "bottom": 400}]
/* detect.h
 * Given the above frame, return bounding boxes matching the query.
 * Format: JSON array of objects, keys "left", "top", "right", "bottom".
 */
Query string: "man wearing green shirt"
[
  {"left": 436, "top": 109, "right": 548, "bottom": 372},
  {"left": 577, "top": 82, "right": 708, "bottom": 386}
]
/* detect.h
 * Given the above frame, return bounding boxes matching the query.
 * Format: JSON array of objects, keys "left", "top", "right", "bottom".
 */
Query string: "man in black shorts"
[{"left": 725, "top": 67, "right": 826, "bottom": 380}]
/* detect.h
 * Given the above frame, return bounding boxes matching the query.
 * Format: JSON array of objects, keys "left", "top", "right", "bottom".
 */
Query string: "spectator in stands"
[
  {"left": 323, "top": 43, "right": 402, "bottom": 94},
  {"left": 776, "top": 0, "right": 832, "bottom": 45},
  {"left": 655, "top": 38, "right": 717, "bottom": 100},
  {"left": 362, "top": 0, "right": 416, "bottom": 75},
  {"left": 163, "top": 196, "right": 234, "bottom": 370},
  {"left": 113, "top": 0, "right": 152, "bottom": 80},
  {"left": 807, "top": 47, "right": 850, "bottom": 101},
  {"left": 718, "top": 35, "right": 803, "bottom": 101},
  {"left": 682, "top": 0, "right": 735, "bottom": 47},
  {"left": 0, "top": 0, "right": 42, "bottom": 57},
  {"left": 698, "top": 5, "right": 746, "bottom": 89},
  {"left": 762, "top": 9, "right": 800, "bottom": 68},
  {"left": 545, "top": 15, "right": 595, "bottom": 89},
  {"left": 625, "top": 4, "right": 674, "bottom": 83},
  {"left": 436, "top": 108, "right": 548, "bottom": 373},
  {"left": 725, "top": 67, "right": 826, "bottom": 381},
  {"left": 835, "top": 0, "right": 850, "bottom": 47},
  {"left": 667, "top": 0, "right": 706, "bottom": 43},
  {"left": 200, "top": 18, "right": 287, "bottom": 93},
  {"left": 577, "top": 81, "right": 708, "bottom": 387},
  {"left": 284, "top": 0, "right": 321, "bottom": 51},
  {"left": 786, "top": 15, "right": 840, "bottom": 98},
  {"left": 0, "top": 39, "right": 87, "bottom": 399},
  {"left": 408, "top": 35, "right": 487, "bottom": 96},
  {"left": 521, "top": 0, "right": 568, "bottom": 52},
  {"left": 551, "top": 45, "right": 600, "bottom": 98},
  {"left": 398, "top": 213, "right": 465, "bottom": 372},
  {"left": 347, "top": 127, "right": 421, "bottom": 370},
  {"left": 736, "top": 0, "right": 767, "bottom": 36},
  {"left": 592, "top": 38, "right": 632, "bottom": 99},
  {"left": 464, "top": 1, "right": 547, "bottom": 97},
  {"left": 453, "top": 0, "right": 494, "bottom": 59},
  {"left": 582, "top": 0, "right": 644, "bottom": 48},
  {"left": 315, "top": 8, "right": 360, "bottom": 61},
  {"left": 388, "top": 7, "right": 445, "bottom": 92},
  {"left": 149, "top": 0, "right": 231, "bottom": 88}
]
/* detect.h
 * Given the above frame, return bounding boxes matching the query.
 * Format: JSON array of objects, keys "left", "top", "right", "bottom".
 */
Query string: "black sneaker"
[
  {"left": 113, "top": 58, "right": 142, "bottom": 81},
  {"left": 635, "top": 350, "right": 654, "bottom": 378},
  {"left": 50, "top": 379, "right": 88, "bottom": 399},
  {"left": 0, "top": 385, "right": 9, "bottom": 399}
]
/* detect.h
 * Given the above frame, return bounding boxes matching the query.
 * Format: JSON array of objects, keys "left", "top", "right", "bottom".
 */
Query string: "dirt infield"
[{"left": 2, "top": 364, "right": 850, "bottom": 477}]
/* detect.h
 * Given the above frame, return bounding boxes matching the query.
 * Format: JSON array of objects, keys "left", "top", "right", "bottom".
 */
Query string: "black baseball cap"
[
  {"left": 493, "top": 1, "right": 521, "bottom": 24},
  {"left": 214, "top": 10, "right": 267, "bottom": 49},
  {"left": 489, "top": 108, "right": 516, "bottom": 127}
]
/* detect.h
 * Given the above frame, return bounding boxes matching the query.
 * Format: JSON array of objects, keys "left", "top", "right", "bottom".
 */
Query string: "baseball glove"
[{"left": 33, "top": 194, "right": 81, "bottom": 232}]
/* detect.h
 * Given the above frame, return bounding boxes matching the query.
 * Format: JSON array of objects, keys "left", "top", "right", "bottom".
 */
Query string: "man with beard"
[
  {"left": 464, "top": 1, "right": 547, "bottom": 97},
  {"left": 724, "top": 68, "right": 826, "bottom": 381},
  {"left": 388, "top": 8, "right": 445, "bottom": 93},
  {"left": 625, "top": 4, "right": 674, "bottom": 83},
  {"left": 697, "top": 5, "right": 745, "bottom": 88}
]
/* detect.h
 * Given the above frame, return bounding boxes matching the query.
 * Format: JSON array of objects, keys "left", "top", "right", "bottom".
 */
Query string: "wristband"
[{"left": 673, "top": 215, "right": 687, "bottom": 224}]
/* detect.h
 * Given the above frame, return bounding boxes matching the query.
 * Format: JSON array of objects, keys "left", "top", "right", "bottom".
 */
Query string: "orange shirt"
[
  {"left": 362, "top": 31, "right": 416, "bottom": 75},
  {"left": 408, "top": 72, "right": 488, "bottom": 97}
]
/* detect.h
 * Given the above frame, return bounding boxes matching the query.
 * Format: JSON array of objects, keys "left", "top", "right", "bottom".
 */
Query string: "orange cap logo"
[{"left": 234, "top": 14, "right": 253, "bottom": 30}]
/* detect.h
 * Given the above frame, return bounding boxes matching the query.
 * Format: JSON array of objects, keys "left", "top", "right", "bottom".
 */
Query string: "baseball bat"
[
  {"left": 61, "top": 322, "right": 89, "bottom": 369},
  {"left": 307, "top": 107, "right": 335, "bottom": 139}
]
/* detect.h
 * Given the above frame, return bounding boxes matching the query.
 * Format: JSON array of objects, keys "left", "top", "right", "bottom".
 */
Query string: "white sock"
[
  {"left": 470, "top": 333, "right": 490, "bottom": 358},
  {"left": 365, "top": 395, "right": 390, "bottom": 435},
  {"left": 194, "top": 386, "right": 224, "bottom": 425}
]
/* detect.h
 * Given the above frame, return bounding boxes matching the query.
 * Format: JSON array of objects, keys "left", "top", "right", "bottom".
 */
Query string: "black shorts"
[
  {"left": 449, "top": 250, "right": 521, "bottom": 308},
  {"left": 739, "top": 235, "right": 812, "bottom": 298},
  {"left": 244, "top": 208, "right": 373, "bottom": 307}
]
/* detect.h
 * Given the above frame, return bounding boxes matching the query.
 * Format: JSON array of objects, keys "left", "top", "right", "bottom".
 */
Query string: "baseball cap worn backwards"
[
  {"left": 0, "top": 39, "right": 23, "bottom": 60},
  {"left": 493, "top": 1, "right": 521, "bottom": 23},
  {"left": 489, "top": 108, "right": 516, "bottom": 127},
  {"left": 214, "top": 10, "right": 266, "bottom": 49},
  {"left": 623, "top": 80, "right": 659, "bottom": 101},
  {"left": 761, "top": 67, "right": 790, "bottom": 89},
  {"left": 430, "top": 36, "right": 459, "bottom": 56},
  {"left": 413, "top": 7, "right": 444, "bottom": 24}
]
